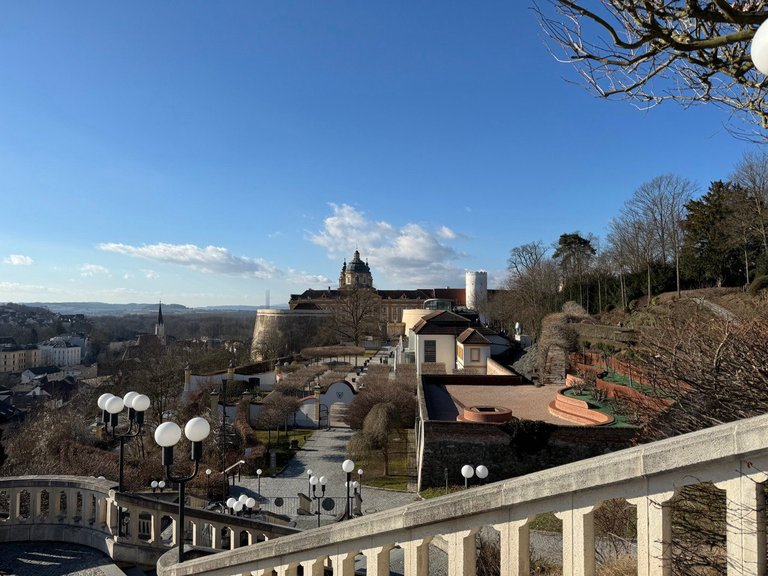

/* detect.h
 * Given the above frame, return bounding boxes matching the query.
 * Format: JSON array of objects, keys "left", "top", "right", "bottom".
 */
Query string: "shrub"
[{"left": 748, "top": 275, "right": 768, "bottom": 295}]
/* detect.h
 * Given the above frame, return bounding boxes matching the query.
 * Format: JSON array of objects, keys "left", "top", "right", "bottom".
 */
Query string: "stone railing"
[
  {"left": 0, "top": 475, "right": 299, "bottom": 570},
  {"left": 157, "top": 413, "right": 768, "bottom": 576}
]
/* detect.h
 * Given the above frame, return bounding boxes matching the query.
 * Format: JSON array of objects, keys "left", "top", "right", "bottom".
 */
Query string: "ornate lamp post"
[
  {"left": 309, "top": 474, "right": 327, "bottom": 528},
  {"left": 97, "top": 391, "right": 150, "bottom": 537},
  {"left": 154, "top": 416, "right": 211, "bottom": 564},
  {"left": 341, "top": 459, "right": 355, "bottom": 519},
  {"left": 461, "top": 464, "right": 489, "bottom": 489}
]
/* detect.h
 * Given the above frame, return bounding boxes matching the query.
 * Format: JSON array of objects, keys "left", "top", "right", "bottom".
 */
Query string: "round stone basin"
[{"left": 459, "top": 405, "right": 514, "bottom": 423}]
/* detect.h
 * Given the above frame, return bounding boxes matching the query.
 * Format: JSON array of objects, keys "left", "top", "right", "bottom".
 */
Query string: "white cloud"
[
  {"left": 286, "top": 270, "right": 331, "bottom": 285},
  {"left": 98, "top": 242, "right": 276, "bottom": 278},
  {"left": 142, "top": 269, "right": 160, "bottom": 280},
  {"left": 0, "top": 281, "right": 60, "bottom": 293},
  {"left": 3, "top": 254, "right": 33, "bottom": 266},
  {"left": 437, "top": 226, "right": 457, "bottom": 240},
  {"left": 310, "top": 204, "right": 465, "bottom": 286},
  {"left": 80, "top": 264, "right": 109, "bottom": 277}
]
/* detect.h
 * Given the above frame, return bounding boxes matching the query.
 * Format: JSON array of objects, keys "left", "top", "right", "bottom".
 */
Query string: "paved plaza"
[
  {"left": 0, "top": 543, "right": 125, "bottom": 576},
  {"left": 232, "top": 427, "right": 420, "bottom": 529}
]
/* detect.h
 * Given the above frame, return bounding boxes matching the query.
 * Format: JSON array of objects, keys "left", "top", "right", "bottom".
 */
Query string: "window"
[
  {"left": 424, "top": 340, "right": 437, "bottom": 363},
  {"left": 470, "top": 348, "right": 481, "bottom": 362}
]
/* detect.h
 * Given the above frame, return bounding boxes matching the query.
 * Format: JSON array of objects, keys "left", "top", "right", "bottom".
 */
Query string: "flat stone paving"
[
  {"left": 0, "top": 542, "right": 126, "bottom": 576},
  {"left": 233, "top": 427, "right": 420, "bottom": 529}
]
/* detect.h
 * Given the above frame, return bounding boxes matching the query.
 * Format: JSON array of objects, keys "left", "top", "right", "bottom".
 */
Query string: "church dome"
[{"left": 347, "top": 250, "right": 370, "bottom": 273}]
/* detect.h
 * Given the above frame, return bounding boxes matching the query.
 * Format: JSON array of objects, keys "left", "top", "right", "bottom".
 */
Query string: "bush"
[{"left": 748, "top": 275, "right": 768, "bottom": 295}]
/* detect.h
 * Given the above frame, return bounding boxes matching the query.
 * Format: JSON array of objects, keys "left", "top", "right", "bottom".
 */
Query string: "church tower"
[
  {"left": 339, "top": 250, "right": 373, "bottom": 289},
  {"left": 155, "top": 302, "right": 166, "bottom": 345}
]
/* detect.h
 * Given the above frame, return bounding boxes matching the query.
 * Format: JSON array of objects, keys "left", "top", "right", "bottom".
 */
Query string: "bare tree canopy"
[{"left": 535, "top": 1, "right": 768, "bottom": 134}]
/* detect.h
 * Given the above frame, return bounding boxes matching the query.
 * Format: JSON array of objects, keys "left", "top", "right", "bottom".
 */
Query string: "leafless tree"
[
  {"left": 731, "top": 150, "right": 768, "bottom": 258},
  {"left": 332, "top": 288, "right": 381, "bottom": 346},
  {"left": 534, "top": 1, "right": 768, "bottom": 136}
]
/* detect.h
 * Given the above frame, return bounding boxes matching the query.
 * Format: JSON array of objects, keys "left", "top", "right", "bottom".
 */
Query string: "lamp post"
[
  {"left": 97, "top": 391, "right": 150, "bottom": 537},
  {"left": 256, "top": 468, "right": 262, "bottom": 494},
  {"left": 205, "top": 469, "right": 212, "bottom": 501},
  {"left": 309, "top": 474, "right": 327, "bottom": 528},
  {"left": 461, "top": 464, "right": 489, "bottom": 489},
  {"left": 342, "top": 459, "right": 355, "bottom": 519},
  {"left": 151, "top": 480, "right": 166, "bottom": 493},
  {"left": 357, "top": 468, "right": 363, "bottom": 498},
  {"left": 306, "top": 469, "right": 313, "bottom": 495},
  {"left": 154, "top": 416, "right": 211, "bottom": 565}
]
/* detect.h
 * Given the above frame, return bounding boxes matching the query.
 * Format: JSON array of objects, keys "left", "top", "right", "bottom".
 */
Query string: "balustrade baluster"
[
  {"left": 628, "top": 491, "right": 675, "bottom": 576},
  {"left": 361, "top": 544, "right": 393, "bottom": 576},
  {"left": 556, "top": 505, "right": 596, "bottom": 576},
  {"left": 273, "top": 562, "right": 299, "bottom": 576},
  {"left": 446, "top": 527, "right": 479, "bottom": 576},
  {"left": 299, "top": 557, "right": 325, "bottom": 576},
  {"left": 328, "top": 552, "right": 355, "bottom": 576},
  {"left": 400, "top": 537, "right": 431, "bottom": 576},
  {"left": 494, "top": 517, "right": 531, "bottom": 575},
  {"left": 716, "top": 471, "right": 767, "bottom": 576}
]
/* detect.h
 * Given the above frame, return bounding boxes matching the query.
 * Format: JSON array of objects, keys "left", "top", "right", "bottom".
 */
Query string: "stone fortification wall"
[
  {"left": 419, "top": 418, "right": 635, "bottom": 489},
  {"left": 571, "top": 323, "right": 639, "bottom": 346},
  {"left": 251, "top": 308, "right": 333, "bottom": 361}
]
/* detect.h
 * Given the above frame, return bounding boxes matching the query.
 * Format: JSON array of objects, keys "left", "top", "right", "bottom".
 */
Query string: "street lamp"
[
  {"left": 461, "top": 464, "right": 489, "bottom": 489},
  {"left": 151, "top": 480, "right": 166, "bottom": 493},
  {"left": 306, "top": 469, "right": 313, "bottom": 496},
  {"left": 205, "top": 469, "right": 212, "bottom": 501},
  {"left": 154, "top": 416, "right": 211, "bottom": 565},
  {"left": 97, "top": 391, "right": 150, "bottom": 537},
  {"left": 309, "top": 474, "right": 327, "bottom": 528},
  {"left": 752, "top": 18, "right": 768, "bottom": 75},
  {"left": 342, "top": 459, "right": 355, "bottom": 519},
  {"left": 357, "top": 468, "right": 363, "bottom": 499},
  {"left": 256, "top": 468, "right": 262, "bottom": 494}
]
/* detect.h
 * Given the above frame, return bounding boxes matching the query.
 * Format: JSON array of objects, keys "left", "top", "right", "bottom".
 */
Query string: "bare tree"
[
  {"left": 731, "top": 150, "right": 768, "bottom": 258},
  {"left": 332, "top": 287, "right": 381, "bottom": 346},
  {"left": 534, "top": 1, "right": 768, "bottom": 136}
]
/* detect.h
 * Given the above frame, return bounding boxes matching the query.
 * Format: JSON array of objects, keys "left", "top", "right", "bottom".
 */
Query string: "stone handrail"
[{"left": 157, "top": 413, "right": 768, "bottom": 576}]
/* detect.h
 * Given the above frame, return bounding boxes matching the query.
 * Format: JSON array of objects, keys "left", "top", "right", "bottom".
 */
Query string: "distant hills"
[{"left": 17, "top": 302, "right": 285, "bottom": 316}]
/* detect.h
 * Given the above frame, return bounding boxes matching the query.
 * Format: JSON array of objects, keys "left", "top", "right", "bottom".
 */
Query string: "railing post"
[
  {"left": 715, "top": 472, "right": 767, "bottom": 576},
  {"left": 274, "top": 562, "right": 299, "bottom": 576},
  {"left": 151, "top": 510, "right": 162, "bottom": 546},
  {"left": 299, "top": 556, "right": 325, "bottom": 576},
  {"left": 361, "top": 544, "right": 393, "bottom": 576},
  {"left": 400, "top": 537, "right": 432, "bottom": 576},
  {"left": 628, "top": 491, "right": 675, "bottom": 576},
  {"left": 493, "top": 517, "right": 531, "bottom": 576},
  {"left": 329, "top": 552, "right": 355, "bottom": 576},
  {"left": 446, "top": 527, "right": 479, "bottom": 576},
  {"left": 556, "top": 505, "right": 595, "bottom": 576}
]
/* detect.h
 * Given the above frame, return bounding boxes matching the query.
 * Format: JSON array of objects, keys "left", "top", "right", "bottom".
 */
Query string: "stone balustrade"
[
  {"left": 0, "top": 475, "right": 299, "bottom": 570},
  {"left": 155, "top": 413, "right": 768, "bottom": 576}
]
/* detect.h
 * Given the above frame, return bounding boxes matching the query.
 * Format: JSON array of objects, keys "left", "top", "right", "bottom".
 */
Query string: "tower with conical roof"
[{"left": 339, "top": 249, "right": 373, "bottom": 289}]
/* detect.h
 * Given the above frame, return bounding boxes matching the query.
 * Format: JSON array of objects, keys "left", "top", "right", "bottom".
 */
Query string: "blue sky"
[{"left": 0, "top": 2, "right": 759, "bottom": 308}]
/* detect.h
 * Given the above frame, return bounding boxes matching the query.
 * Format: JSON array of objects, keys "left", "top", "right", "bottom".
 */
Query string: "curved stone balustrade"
[
  {"left": 156, "top": 413, "right": 768, "bottom": 576},
  {"left": 0, "top": 476, "right": 300, "bottom": 570}
]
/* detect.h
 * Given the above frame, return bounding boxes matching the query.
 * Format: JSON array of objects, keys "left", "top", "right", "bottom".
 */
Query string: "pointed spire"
[{"left": 157, "top": 301, "right": 164, "bottom": 325}]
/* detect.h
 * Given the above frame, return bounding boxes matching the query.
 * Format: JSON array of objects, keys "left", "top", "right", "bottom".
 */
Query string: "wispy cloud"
[
  {"left": 142, "top": 269, "right": 160, "bottom": 280},
  {"left": 286, "top": 270, "right": 331, "bottom": 285},
  {"left": 80, "top": 264, "right": 109, "bottom": 277},
  {"left": 310, "top": 204, "right": 465, "bottom": 286},
  {"left": 3, "top": 254, "right": 33, "bottom": 266},
  {"left": 98, "top": 242, "right": 276, "bottom": 278}
]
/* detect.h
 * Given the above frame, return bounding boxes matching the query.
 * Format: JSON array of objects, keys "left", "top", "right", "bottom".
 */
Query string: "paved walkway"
[
  {"left": 231, "top": 427, "right": 419, "bottom": 529},
  {"left": 0, "top": 543, "right": 126, "bottom": 576}
]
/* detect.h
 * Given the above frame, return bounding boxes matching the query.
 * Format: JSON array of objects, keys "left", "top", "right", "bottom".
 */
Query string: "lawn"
[{"left": 561, "top": 388, "right": 639, "bottom": 428}]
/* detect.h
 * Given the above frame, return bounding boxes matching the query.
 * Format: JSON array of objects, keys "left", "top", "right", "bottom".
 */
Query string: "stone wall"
[
  {"left": 251, "top": 309, "right": 333, "bottom": 361},
  {"left": 418, "top": 418, "right": 635, "bottom": 489}
]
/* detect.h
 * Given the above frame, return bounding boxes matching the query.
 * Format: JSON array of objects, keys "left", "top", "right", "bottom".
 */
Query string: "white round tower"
[{"left": 465, "top": 270, "right": 488, "bottom": 311}]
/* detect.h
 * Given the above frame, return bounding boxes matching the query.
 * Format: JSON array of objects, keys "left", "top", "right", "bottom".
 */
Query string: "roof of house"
[
  {"left": 24, "top": 366, "right": 61, "bottom": 375},
  {"left": 413, "top": 310, "right": 471, "bottom": 335},
  {"left": 457, "top": 328, "right": 491, "bottom": 345}
]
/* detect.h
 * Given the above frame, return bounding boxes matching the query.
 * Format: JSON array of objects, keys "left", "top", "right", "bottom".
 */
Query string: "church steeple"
[{"left": 155, "top": 302, "right": 166, "bottom": 345}]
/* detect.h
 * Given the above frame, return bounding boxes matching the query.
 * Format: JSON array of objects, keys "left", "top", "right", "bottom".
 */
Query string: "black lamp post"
[
  {"left": 342, "top": 459, "right": 355, "bottom": 520},
  {"left": 97, "top": 391, "right": 150, "bottom": 537},
  {"left": 309, "top": 474, "right": 327, "bottom": 528},
  {"left": 154, "top": 417, "right": 211, "bottom": 565},
  {"left": 306, "top": 469, "right": 313, "bottom": 496},
  {"left": 205, "top": 468, "right": 212, "bottom": 501},
  {"left": 256, "top": 468, "right": 262, "bottom": 494}
]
